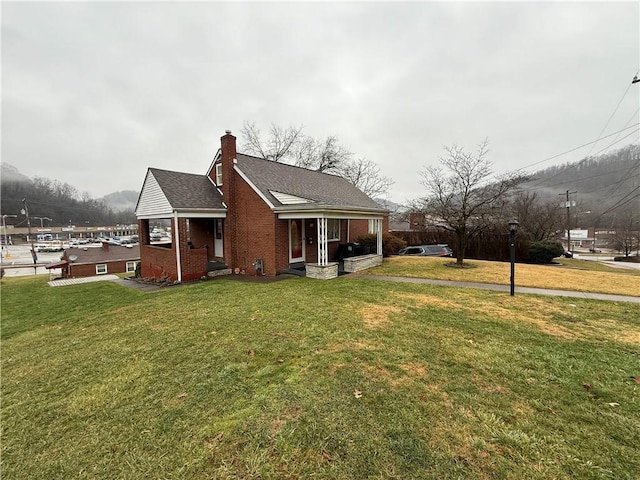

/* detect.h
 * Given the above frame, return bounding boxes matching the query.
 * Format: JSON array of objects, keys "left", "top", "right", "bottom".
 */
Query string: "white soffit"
[{"left": 269, "top": 190, "right": 314, "bottom": 205}]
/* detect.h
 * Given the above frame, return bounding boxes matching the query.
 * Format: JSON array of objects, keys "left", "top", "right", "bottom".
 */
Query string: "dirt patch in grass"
[
  {"left": 400, "top": 362, "right": 429, "bottom": 378},
  {"left": 394, "top": 292, "right": 460, "bottom": 310},
  {"left": 464, "top": 300, "right": 580, "bottom": 340},
  {"left": 359, "top": 304, "right": 404, "bottom": 329}
]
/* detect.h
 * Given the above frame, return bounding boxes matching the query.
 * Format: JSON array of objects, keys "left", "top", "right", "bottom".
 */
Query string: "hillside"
[
  {"left": 518, "top": 144, "right": 640, "bottom": 227},
  {"left": 0, "top": 163, "right": 136, "bottom": 226},
  {"left": 100, "top": 190, "right": 140, "bottom": 212}
]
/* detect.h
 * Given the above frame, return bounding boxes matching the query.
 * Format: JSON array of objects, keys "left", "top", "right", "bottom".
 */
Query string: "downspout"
[{"left": 174, "top": 212, "right": 182, "bottom": 282}]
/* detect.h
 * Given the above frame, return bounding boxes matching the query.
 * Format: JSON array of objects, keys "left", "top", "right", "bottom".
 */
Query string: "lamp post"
[
  {"left": 33, "top": 216, "right": 52, "bottom": 228},
  {"left": 509, "top": 220, "right": 519, "bottom": 296},
  {"left": 1, "top": 214, "right": 17, "bottom": 260},
  {"left": 21, "top": 198, "right": 37, "bottom": 266}
]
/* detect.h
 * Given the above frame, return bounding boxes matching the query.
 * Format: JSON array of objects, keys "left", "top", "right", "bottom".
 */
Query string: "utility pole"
[
  {"left": 21, "top": 198, "right": 38, "bottom": 267},
  {"left": 559, "top": 190, "right": 577, "bottom": 253}
]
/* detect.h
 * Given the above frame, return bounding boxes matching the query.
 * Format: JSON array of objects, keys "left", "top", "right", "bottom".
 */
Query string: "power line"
[
  {"left": 584, "top": 76, "right": 638, "bottom": 159},
  {"left": 514, "top": 122, "right": 639, "bottom": 175}
]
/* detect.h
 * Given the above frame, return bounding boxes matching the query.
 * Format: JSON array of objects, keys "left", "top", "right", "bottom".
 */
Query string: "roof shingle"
[
  {"left": 149, "top": 168, "right": 224, "bottom": 210},
  {"left": 235, "top": 154, "right": 384, "bottom": 210}
]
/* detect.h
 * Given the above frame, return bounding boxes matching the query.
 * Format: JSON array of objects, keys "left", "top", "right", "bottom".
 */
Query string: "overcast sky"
[{"left": 3, "top": 1, "right": 639, "bottom": 204}]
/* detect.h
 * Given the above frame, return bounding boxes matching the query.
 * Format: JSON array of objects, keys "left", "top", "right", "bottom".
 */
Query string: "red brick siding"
[
  {"left": 188, "top": 219, "right": 215, "bottom": 257},
  {"left": 140, "top": 244, "right": 177, "bottom": 281},
  {"left": 176, "top": 217, "right": 209, "bottom": 281},
  {"left": 68, "top": 260, "right": 135, "bottom": 278},
  {"left": 233, "top": 178, "right": 278, "bottom": 275}
]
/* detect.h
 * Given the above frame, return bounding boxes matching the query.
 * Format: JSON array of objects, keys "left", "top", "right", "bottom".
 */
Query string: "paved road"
[{"left": 356, "top": 275, "right": 640, "bottom": 303}]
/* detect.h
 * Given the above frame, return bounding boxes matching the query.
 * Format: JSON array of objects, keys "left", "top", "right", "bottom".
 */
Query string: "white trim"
[
  {"left": 174, "top": 212, "right": 182, "bottom": 282},
  {"left": 137, "top": 209, "right": 227, "bottom": 220},
  {"left": 215, "top": 163, "right": 223, "bottom": 186},
  {"left": 95, "top": 263, "right": 108, "bottom": 275},
  {"left": 317, "top": 217, "right": 328, "bottom": 266},
  {"left": 205, "top": 150, "right": 222, "bottom": 179},
  {"left": 288, "top": 219, "right": 305, "bottom": 263},
  {"left": 269, "top": 190, "right": 313, "bottom": 205},
  {"left": 327, "top": 218, "right": 340, "bottom": 241},
  {"left": 126, "top": 261, "right": 138, "bottom": 272},
  {"left": 277, "top": 209, "right": 385, "bottom": 220},
  {"left": 234, "top": 165, "right": 276, "bottom": 209}
]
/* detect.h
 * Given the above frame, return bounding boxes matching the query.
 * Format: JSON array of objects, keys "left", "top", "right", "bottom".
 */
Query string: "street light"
[
  {"left": 1, "top": 214, "right": 17, "bottom": 260},
  {"left": 33, "top": 216, "right": 52, "bottom": 227},
  {"left": 509, "top": 219, "right": 519, "bottom": 296}
]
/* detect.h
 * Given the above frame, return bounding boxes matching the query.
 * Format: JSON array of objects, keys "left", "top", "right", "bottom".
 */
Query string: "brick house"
[
  {"left": 135, "top": 130, "right": 388, "bottom": 281},
  {"left": 46, "top": 243, "right": 140, "bottom": 278}
]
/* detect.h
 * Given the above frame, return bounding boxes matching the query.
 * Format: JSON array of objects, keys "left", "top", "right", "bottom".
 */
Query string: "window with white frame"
[
  {"left": 96, "top": 264, "right": 107, "bottom": 275},
  {"left": 215, "top": 163, "right": 223, "bottom": 186},
  {"left": 126, "top": 261, "right": 138, "bottom": 272},
  {"left": 368, "top": 219, "right": 377, "bottom": 234},
  {"left": 327, "top": 219, "right": 340, "bottom": 241}
]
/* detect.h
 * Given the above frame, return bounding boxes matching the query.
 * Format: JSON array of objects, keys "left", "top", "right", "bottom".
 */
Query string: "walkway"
[
  {"left": 48, "top": 275, "right": 121, "bottom": 287},
  {"left": 356, "top": 275, "right": 640, "bottom": 303}
]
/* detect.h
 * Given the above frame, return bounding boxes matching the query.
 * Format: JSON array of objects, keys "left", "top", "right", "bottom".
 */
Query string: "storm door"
[{"left": 288, "top": 219, "right": 305, "bottom": 263}]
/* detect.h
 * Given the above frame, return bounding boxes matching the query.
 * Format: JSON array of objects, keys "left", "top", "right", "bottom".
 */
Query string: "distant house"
[
  {"left": 46, "top": 243, "right": 140, "bottom": 278},
  {"left": 135, "top": 130, "right": 388, "bottom": 281}
]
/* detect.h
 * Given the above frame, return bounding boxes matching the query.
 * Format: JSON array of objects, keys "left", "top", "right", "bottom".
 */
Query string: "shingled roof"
[
  {"left": 149, "top": 168, "right": 224, "bottom": 209},
  {"left": 235, "top": 154, "right": 384, "bottom": 211},
  {"left": 63, "top": 244, "right": 140, "bottom": 264}
]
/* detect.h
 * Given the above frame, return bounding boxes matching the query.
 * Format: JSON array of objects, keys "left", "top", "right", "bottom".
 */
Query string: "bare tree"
[
  {"left": 240, "top": 121, "right": 304, "bottom": 162},
  {"left": 339, "top": 158, "right": 394, "bottom": 198},
  {"left": 293, "top": 135, "right": 351, "bottom": 173},
  {"left": 608, "top": 210, "right": 640, "bottom": 256},
  {"left": 419, "top": 140, "right": 524, "bottom": 266},
  {"left": 239, "top": 121, "right": 393, "bottom": 198},
  {"left": 511, "top": 191, "right": 563, "bottom": 241}
]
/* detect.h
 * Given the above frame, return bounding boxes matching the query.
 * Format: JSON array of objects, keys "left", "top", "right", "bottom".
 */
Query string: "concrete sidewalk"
[{"left": 356, "top": 275, "right": 640, "bottom": 303}]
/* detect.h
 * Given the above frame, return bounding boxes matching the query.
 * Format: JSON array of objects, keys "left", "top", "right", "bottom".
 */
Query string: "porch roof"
[{"left": 136, "top": 168, "right": 226, "bottom": 219}]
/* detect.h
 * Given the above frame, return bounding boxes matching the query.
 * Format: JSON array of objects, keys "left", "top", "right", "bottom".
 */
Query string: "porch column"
[
  {"left": 376, "top": 218, "right": 383, "bottom": 255},
  {"left": 317, "top": 217, "right": 328, "bottom": 266},
  {"left": 174, "top": 213, "right": 182, "bottom": 282}
]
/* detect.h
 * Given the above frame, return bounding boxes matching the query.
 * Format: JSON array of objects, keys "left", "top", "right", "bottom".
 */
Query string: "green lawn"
[
  {"left": 2, "top": 275, "right": 639, "bottom": 479},
  {"left": 362, "top": 256, "right": 640, "bottom": 297}
]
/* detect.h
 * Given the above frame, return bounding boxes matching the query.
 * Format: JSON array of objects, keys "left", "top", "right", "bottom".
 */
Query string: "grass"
[
  {"left": 1, "top": 274, "right": 639, "bottom": 479},
  {"left": 361, "top": 256, "right": 640, "bottom": 296}
]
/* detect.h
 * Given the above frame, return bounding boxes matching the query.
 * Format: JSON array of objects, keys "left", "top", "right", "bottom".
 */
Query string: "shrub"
[
  {"left": 356, "top": 233, "right": 407, "bottom": 257},
  {"left": 527, "top": 241, "right": 565, "bottom": 264}
]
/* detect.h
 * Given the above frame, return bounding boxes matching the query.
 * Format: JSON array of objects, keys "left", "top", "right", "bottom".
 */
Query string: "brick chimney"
[
  {"left": 101, "top": 241, "right": 109, "bottom": 251},
  {"left": 220, "top": 130, "right": 238, "bottom": 269}
]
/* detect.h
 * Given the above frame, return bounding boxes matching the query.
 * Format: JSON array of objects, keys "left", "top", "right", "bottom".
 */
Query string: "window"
[
  {"left": 368, "top": 219, "right": 378, "bottom": 234},
  {"left": 215, "top": 163, "right": 223, "bottom": 186},
  {"left": 96, "top": 264, "right": 107, "bottom": 275},
  {"left": 327, "top": 219, "right": 340, "bottom": 241},
  {"left": 126, "top": 261, "right": 138, "bottom": 272}
]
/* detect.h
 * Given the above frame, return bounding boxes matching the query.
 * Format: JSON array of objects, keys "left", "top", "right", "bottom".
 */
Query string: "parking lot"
[{"left": 0, "top": 243, "right": 104, "bottom": 277}]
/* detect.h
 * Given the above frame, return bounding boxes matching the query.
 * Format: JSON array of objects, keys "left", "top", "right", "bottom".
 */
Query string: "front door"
[
  {"left": 214, "top": 219, "right": 224, "bottom": 258},
  {"left": 289, "top": 219, "right": 305, "bottom": 263}
]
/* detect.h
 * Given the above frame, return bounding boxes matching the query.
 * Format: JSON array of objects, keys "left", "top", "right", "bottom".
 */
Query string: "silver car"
[{"left": 398, "top": 244, "right": 453, "bottom": 257}]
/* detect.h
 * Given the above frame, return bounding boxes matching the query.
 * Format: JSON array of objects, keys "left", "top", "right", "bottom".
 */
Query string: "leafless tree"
[
  {"left": 240, "top": 121, "right": 393, "bottom": 198},
  {"left": 240, "top": 121, "right": 304, "bottom": 162},
  {"left": 608, "top": 210, "right": 640, "bottom": 256},
  {"left": 339, "top": 158, "right": 394, "bottom": 198},
  {"left": 293, "top": 136, "right": 351, "bottom": 173},
  {"left": 418, "top": 139, "right": 524, "bottom": 266},
  {"left": 511, "top": 191, "right": 563, "bottom": 241}
]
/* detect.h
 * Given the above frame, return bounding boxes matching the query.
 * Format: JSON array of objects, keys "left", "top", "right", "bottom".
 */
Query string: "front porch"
[{"left": 279, "top": 213, "right": 385, "bottom": 280}]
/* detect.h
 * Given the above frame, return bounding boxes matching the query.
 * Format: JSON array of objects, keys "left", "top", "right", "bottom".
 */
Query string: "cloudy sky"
[{"left": 3, "top": 1, "right": 639, "bottom": 204}]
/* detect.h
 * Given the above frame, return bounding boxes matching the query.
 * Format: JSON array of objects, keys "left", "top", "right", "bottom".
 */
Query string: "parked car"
[
  {"left": 562, "top": 251, "right": 573, "bottom": 258},
  {"left": 398, "top": 244, "right": 453, "bottom": 257}
]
